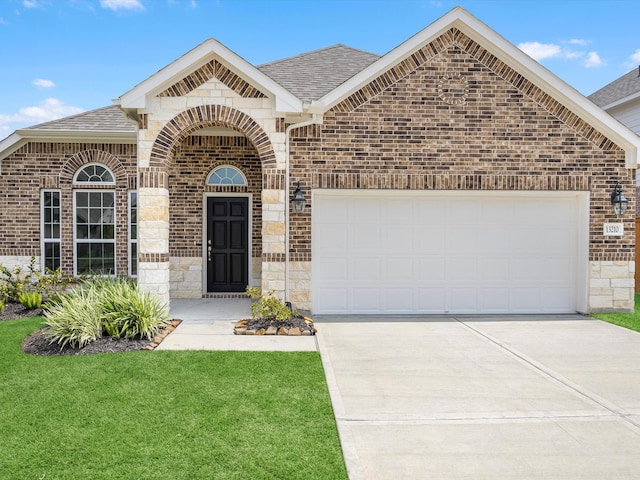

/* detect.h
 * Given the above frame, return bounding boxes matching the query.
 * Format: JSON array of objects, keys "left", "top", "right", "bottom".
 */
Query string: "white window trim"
[
  {"left": 73, "top": 163, "right": 116, "bottom": 185},
  {"left": 73, "top": 189, "right": 117, "bottom": 277},
  {"left": 128, "top": 190, "right": 138, "bottom": 278},
  {"left": 206, "top": 165, "right": 248, "bottom": 186},
  {"left": 40, "top": 189, "right": 61, "bottom": 274}
]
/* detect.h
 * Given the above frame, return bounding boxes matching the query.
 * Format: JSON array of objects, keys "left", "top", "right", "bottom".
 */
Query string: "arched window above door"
[{"left": 206, "top": 166, "right": 247, "bottom": 186}]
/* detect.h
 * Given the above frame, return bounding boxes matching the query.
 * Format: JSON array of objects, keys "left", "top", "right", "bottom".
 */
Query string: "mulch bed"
[
  {"left": 235, "top": 316, "right": 316, "bottom": 336},
  {"left": 1, "top": 302, "right": 181, "bottom": 356}
]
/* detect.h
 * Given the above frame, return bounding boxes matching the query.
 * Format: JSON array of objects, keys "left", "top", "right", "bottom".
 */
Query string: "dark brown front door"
[{"left": 206, "top": 197, "right": 248, "bottom": 292}]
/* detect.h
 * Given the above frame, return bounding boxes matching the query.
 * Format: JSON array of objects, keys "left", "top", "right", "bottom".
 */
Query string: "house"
[
  {"left": 589, "top": 68, "right": 640, "bottom": 291},
  {"left": 0, "top": 7, "right": 638, "bottom": 315}
]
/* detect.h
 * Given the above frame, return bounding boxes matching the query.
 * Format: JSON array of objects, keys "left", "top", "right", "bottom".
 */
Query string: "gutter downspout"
[{"left": 284, "top": 114, "right": 322, "bottom": 304}]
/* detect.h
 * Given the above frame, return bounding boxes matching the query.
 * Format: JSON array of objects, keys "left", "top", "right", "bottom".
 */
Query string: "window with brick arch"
[
  {"left": 206, "top": 166, "right": 247, "bottom": 186},
  {"left": 73, "top": 164, "right": 116, "bottom": 275}
]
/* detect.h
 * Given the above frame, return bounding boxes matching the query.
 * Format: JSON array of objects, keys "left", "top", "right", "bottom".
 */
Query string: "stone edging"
[{"left": 145, "top": 319, "right": 183, "bottom": 349}]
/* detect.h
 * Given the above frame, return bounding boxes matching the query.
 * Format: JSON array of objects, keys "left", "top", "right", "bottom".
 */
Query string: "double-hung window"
[
  {"left": 74, "top": 164, "right": 116, "bottom": 275},
  {"left": 41, "top": 190, "right": 61, "bottom": 272}
]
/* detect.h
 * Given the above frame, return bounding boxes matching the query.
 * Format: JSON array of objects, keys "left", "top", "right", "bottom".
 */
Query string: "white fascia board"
[
  {"left": 601, "top": 91, "right": 640, "bottom": 111},
  {"left": 118, "top": 38, "right": 302, "bottom": 113},
  {"left": 0, "top": 132, "right": 26, "bottom": 171},
  {"left": 317, "top": 6, "right": 640, "bottom": 168},
  {"left": 0, "top": 130, "right": 136, "bottom": 170}
]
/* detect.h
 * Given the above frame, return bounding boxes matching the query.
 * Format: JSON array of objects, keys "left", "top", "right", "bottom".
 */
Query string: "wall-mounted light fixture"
[
  {"left": 291, "top": 182, "right": 306, "bottom": 213},
  {"left": 610, "top": 182, "right": 628, "bottom": 216}
]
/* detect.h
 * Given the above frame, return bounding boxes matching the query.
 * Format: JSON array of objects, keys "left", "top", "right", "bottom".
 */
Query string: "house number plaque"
[{"left": 603, "top": 223, "right": 624, "bottom": 236}]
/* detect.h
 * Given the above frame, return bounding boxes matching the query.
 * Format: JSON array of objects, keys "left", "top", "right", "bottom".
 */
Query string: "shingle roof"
[
  {"left": 257, "top": 44, "right": 380, "bottom": 102},
  {"left": 589, "top": 67, "right": 640, "bottom": 107},
  {"left": 23, "top": 105, "right": 135, "bottom": 132}
]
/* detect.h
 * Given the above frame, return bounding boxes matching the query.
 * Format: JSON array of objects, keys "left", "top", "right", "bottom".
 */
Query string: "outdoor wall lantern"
[
  {"left": 292, "top": 182, "right": 306, "bottom": 213},
  {"left": 611, "top": 182, "right": 628, "bottom": 216}
]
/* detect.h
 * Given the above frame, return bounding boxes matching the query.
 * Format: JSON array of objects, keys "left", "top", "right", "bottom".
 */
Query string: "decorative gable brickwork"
[{"left": 158, "top": 60, "right": 267, "bottom": 98}]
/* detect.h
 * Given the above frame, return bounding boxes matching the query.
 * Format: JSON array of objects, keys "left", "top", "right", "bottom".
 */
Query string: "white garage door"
[{"left": 312, "top": 191, "right": 587, "bottom": 315}]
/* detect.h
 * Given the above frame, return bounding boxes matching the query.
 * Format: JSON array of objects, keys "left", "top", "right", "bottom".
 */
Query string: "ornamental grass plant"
[{"left": 44, "top": 277, "right": 170, "bottom": 348}]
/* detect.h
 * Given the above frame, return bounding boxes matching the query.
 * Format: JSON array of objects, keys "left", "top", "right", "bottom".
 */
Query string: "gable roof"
[
  {"left": 23, "top": 105, "right": 135, "bottom": 133},
  {"left": 257, "top": 44, "right": 380, "bottom": 102},
  {"left": 0, "top": 105, "right": 136, "bottom": 166},
  {"left": 1, "top": 6, "right": 639, "bottom": 168},
  {"left": 588, "top": 67, "right": 640, "bottom": 109},
  {"left": 313, "top": 6, "right": 640, "bottom": 168},
  {"left": 116, "top": 38, "right": 303, "bottom": 113}
]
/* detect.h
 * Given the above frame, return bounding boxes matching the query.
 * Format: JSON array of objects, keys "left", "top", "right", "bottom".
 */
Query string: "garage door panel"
[
  {"left": 353, "top": 227, "right": 380, "bottom": 250},
  {"left": 352, "top": 288, "right": 381, "bottom": 312},
  {"left": 315, "top": 288, "right": 348, "bottom": 313},
  {"left": 447, "top": 257, "right": 477, "bottom": 281},
  {"left": 316, "top": 226, "right": 348, "bottom": 250},
  {"left": 446, "top": 288, "right": 478, "bottom": 313},
  {"left": 353, "top": 258, "right": 380, "bottom": 281},
  {"left": 384, "top": 288, "right": 413, "bottom": 311},
  {"left": 415, "top": 258, "right": 445, "bottom": 281},
  {"left": 384, "top": 257, "right": 414, "bottom": 281},
  {"left": 478, "top": 288, "right": 510, "bottom": 312},
  {"left": 414, "top": 228, "right": 445, "bottom": 250},
  {"left": 317, "top": 258, "right": 348, "bottom": 281},
  {"left": 415, "top": 288, "right": 446, "bottom": 312},
  {"left": 312, "top": 193, "right": 582, "bottom": 314}
]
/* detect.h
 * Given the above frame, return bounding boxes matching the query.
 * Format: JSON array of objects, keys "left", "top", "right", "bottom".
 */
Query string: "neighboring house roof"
[
  {"left": 1, "top": 6, "right": 639, "bottom": 168},
  {"left": 589, "top": 67, "right": 640, "bottom": 109},
  {"left": 256, "top": 44, "right": 380, "bottom": 102}
]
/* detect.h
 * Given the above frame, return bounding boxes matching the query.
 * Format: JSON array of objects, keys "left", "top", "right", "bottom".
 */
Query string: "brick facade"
[
  {"left": 0, "top": 143, "right": 137, "bottom": 276},
  {"left": 1, "top": 18, "right": 636, "bottom": 313}
]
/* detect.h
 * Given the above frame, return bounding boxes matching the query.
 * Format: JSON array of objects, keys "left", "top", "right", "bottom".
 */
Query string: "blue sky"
[{"left": 1, "top": 0, "right": 639, "bottom": 138}]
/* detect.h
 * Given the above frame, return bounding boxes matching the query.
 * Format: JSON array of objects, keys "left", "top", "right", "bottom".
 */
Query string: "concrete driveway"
[{"left": 315, "top": 315, "right": 640, "bottom": 480}]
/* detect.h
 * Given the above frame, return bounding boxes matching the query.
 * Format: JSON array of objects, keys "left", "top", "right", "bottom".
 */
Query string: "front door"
[{"left": 206, "top": 197, "right": 248, "bottom": 292}]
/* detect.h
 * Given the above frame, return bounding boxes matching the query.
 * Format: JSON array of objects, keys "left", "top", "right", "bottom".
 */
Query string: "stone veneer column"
[
  {"left": 288, "top": 261, "right": 312, "bottom": 311},
  {"left": 261, "top": 189, "right": 286, "bottom": 299},
  {"left": 589, "top": 260, "right": 635, "bottom": 312},
  {"left": 137, "top": 167, "right": 171, "bottom": 310}
]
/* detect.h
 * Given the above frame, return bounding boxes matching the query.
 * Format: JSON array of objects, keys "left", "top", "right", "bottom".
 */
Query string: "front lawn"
[
  {"left": 591, "top": 292, "right": 640, "bottom": 333},
  {"left": 0, "top": 317, "right": 347, "bottom": 480}
]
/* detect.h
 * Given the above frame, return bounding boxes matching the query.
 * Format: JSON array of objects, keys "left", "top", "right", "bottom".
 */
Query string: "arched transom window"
[
  {"left": 207, "top": 166, "right": 247, "bottom": 186},
  {"left": 74, "top": 164, "right": 115, "bottom": 184}
]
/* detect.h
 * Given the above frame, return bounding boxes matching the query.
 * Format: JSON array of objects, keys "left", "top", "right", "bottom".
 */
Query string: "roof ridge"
[{"left": 257, "top": 44, "right": 379, "bottom": 68}]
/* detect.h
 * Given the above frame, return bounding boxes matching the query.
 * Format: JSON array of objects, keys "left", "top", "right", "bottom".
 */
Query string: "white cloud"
[
  {"left": 100, "top": 0, "right": 145, "bottom": 11},
  {"left": 519, "top": 39, "right": 606, "bottom": 69},
  {"left": 630, "top": 49, "right": 640, "bottom": 64},
  {"left": 0, "top": 17, "right": 7, "bottom": 25},
  {"left": 33, "top": 78, "right": 55, "bottom": 89},
  {"left": 518, "top": 42, "right": 562, "bottom": 61},
  {"left": 584, "top": 51, "right": 605, "bottom": 68},
  {"left": 0, "top": 98, "right": 84, "bottom": 136},
  {"left": 23, "top": 0, "right": 40, "bottom": 7}
]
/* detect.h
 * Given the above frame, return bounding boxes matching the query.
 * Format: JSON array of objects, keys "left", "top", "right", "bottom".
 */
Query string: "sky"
[{"left": 1, "top": 0, "right": 640, "bottom": 139}]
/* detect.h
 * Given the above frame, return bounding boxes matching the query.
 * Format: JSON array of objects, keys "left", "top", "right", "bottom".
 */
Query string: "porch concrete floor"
[{"left": 156, "top": 298, "right": 317, "bottom": 352}]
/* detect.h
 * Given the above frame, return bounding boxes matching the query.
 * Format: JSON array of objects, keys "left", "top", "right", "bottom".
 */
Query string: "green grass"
[
  {"left": 0, "top": 317, "right": 347, "bottom": 480},
  {"left": 591, "top": 292, "right": 640, "bottom": 333}
]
